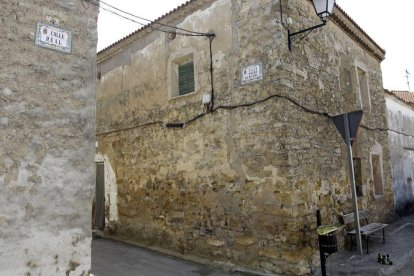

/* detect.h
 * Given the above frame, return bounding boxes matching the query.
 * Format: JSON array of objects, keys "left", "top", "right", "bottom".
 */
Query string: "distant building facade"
[
  {"left": 96, "top": 0, "right": 393, "bottom": 274},
  {"left": 386, "top": 91, "right": 414, "bottom": 214}
]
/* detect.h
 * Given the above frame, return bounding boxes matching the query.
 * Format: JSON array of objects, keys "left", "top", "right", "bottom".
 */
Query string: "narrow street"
[
  {"left": 391, "top": 256, "right": 414, "bottom": 276},
  {"left": 91, "top": 238, "right": 233, "bottom": 276}
]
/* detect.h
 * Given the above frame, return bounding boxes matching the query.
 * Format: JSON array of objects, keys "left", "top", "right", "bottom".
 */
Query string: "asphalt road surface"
[
  {"left": 91, "top": 238, "right": 233, "bottom": 276},
  {"left": 92, "top": 237, "right": 414, "bottom": 276},
  {"left": 390, "top": 255, "right": 414, "bottom": 276}
]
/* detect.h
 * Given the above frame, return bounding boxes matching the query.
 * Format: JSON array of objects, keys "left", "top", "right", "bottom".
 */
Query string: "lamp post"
[{"left": 288, "top": 0, "right": 336, "bottom": 51}]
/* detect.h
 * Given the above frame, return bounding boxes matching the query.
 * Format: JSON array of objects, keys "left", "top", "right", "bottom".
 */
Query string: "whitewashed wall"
[{"left": 386, "top": 95, "right": 414, "bottom": 213}]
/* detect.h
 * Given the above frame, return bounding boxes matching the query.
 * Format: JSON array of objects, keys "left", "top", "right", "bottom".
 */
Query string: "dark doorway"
[{"left": 96, "top": 162, "right": 105, "bottom": 230}]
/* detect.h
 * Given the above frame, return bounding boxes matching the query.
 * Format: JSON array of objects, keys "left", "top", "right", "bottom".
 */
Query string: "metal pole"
[
  {"left": 316, "top": 210, "right": 326, "bottom": 276},
  {"left": 344, "top": 114, "right": 363, "bottom": 257},
  {"left": 317, "top": 209, "right": 322, "bottom": 227}
]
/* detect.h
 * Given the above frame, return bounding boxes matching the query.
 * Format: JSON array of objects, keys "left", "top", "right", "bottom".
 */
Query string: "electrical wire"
[
  {"left": 96, "top": 91, "right": 333, "bottom": 135},
  {"left": 97, "top": 121, "right": 165, "bottom": 136},
  {"left": 87, "top": 0, "right": 205, "bottom": 37},
  {"left": 84, "top": 0, "right": 211, "bottom": 37},
  {"left": 208, "top": 34, "right": 216, "bottom": 111},
  {"left": 361, "top": 125, "right": 414, "bottom": 139},
  {"left": 80, "top": 0, "right": 89, "bottom": 9},
  {"left": 96, "top": 0, "right": 207, "bottom": 36}
]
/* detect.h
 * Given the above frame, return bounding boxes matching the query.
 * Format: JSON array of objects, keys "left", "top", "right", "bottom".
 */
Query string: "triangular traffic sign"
[{"left": 332, "top": 110, "right": 363, "bottom": 146}]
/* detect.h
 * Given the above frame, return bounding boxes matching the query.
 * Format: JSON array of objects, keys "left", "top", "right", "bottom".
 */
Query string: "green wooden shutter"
[{"left": 179, "top": 62, "right": 195, "bottom": 95}]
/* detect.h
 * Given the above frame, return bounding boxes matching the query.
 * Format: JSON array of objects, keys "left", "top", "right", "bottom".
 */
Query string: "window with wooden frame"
[
  {"left": 168, "top": 52, "right": 196, "bottom": 99},
  {"left": 178, "top": 62, "right": 194, "bottom": 95}
]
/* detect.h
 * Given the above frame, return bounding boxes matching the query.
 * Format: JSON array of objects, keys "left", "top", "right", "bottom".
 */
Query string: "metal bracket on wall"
[{"left": 288, "top": 21, "right": 327, "bottom": 51}]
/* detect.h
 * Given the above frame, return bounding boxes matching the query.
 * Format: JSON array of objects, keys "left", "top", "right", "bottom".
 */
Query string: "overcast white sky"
[{"left": 97, "top": 0, "right": 414, "bottom": 91}]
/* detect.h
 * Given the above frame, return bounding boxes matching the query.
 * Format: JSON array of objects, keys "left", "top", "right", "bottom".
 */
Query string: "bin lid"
[{"left": 317, "top": 225, "right": 338, "bottom": 235}]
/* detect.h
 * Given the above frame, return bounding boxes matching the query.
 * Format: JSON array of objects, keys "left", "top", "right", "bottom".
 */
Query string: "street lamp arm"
[
  {"left": 288, "top": 21, "right": 327, "bottom": 51},
  {"left": 286, "top": 0, "right": 335, "bottom": 51}
]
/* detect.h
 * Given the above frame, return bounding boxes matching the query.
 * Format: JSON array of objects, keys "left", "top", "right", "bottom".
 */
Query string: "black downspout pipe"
[
  {"left": 317, "top": 209, "right": 322, "bottom": 227},
  {"left": 207, "top": 33, "right": 216, "bottom": 111}
]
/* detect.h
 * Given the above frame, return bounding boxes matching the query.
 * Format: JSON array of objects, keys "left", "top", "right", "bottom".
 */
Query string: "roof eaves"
[
  {"left": 97, "top": 0, "right": 195, "bottom": 62},
  {"left": 331, "top": 4, "right": 386, "bottom": 62},
  {"left": 98, "top": 0, "right": 387, "bottom": 63},
  {"left": 387, "top": 90, "right": 414, "bottom": 106}
]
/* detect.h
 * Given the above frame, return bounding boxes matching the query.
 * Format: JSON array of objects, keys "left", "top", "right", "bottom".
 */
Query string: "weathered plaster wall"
[
  {"left": 96, "top": 0, "right": 392, "bottom": 274},
  {"left": 95, "top": 153, "right": 118, "bottom": 223},
  {"left": 0, "top": 1, "right": 98, "bottom": 275},
  {"left": 386, "top": 95, "right": 414, "bottom": 214}
]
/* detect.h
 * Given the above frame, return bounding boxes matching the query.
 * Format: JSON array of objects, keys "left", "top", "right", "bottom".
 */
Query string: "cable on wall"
[
  {"left": 208, "top": 33, "right": 216, "bottom": 111},
  {"left": 361, "top": 125, "right": 414, "bottom": 139},
  {"left": 80, "top": 0, "right": 90, "bottom": 9},
  {"left": 96, "top": 90, "right": 333, "bottom": 135},
  {"left": 84, "top": 0, "right": 211, "bottom": 37},
  {"left": 96, "top": 0, "right": 208, "bottom": 36}
]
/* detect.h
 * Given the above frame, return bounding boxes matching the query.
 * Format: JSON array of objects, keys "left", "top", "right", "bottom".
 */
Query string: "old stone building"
[
  {"left": 96, "top": 0, "right": 393, "bottom": 274},
  {"left": 385, "top": 90, "right": 414, "bottom": 215},
  {"left": 1, "top": 1, "right": 98, "bottom": 275}
]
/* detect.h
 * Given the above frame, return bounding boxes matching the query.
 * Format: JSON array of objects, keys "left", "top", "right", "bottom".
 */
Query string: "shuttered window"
[{"left": 178, "top": 62, "right": 195, "bottom": 95}]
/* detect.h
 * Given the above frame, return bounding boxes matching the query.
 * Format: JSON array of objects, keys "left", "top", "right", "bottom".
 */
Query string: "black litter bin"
[
  {"left": 318, "top": 230, "right": 338, "bottom": 254},
  {"left": 317, "top": 225, "right": 338, "bottom": 276},
  {"left": 316, "top": 210, "right": 338, "bottom": 276}
]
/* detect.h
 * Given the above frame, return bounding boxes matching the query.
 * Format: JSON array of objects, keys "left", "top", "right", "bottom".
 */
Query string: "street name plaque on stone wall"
[
  {"left": 241, "top": 63, "right": 263, "bottom": 85},
  {"left": 35, "top": 22, "right": 72, "bottom": 54}
]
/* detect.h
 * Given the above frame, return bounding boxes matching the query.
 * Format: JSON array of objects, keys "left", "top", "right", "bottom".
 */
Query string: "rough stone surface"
[
  {"left": 96, "top": 0, "right": 393, "bottom": 275},
  {"left": 0, "top": 1, "right": 98, "bottom": 275}
]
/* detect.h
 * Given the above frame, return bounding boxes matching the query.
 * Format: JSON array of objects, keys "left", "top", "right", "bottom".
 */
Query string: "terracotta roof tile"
[{"left": 391, "top": 91, "right": 414, "bottom": 105}]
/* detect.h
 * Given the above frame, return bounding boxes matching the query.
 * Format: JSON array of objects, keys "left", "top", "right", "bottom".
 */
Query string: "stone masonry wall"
[
  {"left": 0, "top": 1, "right": 98, "bottom": 275},
  {"left": 96, "top": 0, "right": 393, "bottom": 274}
]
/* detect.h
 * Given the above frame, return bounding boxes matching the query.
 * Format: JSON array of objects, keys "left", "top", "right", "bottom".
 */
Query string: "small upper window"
[
  {"left": 168, "top": 53, "right": 196, "bottom": 98},
  {"left": 357, "top": 67, "right": 371, "bottom": 112},
  {"left": 370, "top": 143, "right": 384, "bottom": 196},
  {"left": 178, "top": 62, "right": 194, "bottom": 95}
]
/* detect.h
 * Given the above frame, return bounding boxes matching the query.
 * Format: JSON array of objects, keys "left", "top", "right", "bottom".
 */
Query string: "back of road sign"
[{"left": 332, "top": 110, "right": 363, "bottom": 146}]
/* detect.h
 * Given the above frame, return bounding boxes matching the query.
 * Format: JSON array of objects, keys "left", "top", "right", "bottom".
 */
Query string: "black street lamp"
[{"left": 288, "top": 0, "right": 336, "bottom": 51}]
